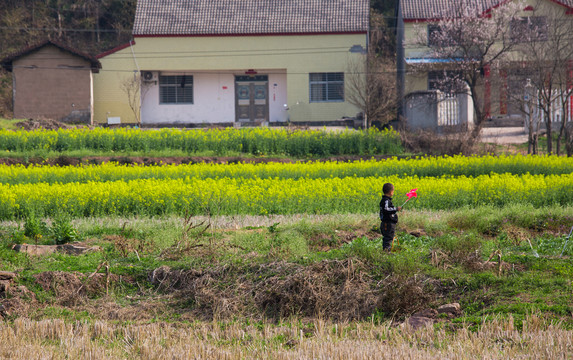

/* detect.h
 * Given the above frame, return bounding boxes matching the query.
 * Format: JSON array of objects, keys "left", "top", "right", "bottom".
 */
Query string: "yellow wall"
[
  {"left": 401, "top": 0, "right": 572, "bottom": 94},
  {"left": 94, "top": 34, "right": 367, "bottom": 124}
]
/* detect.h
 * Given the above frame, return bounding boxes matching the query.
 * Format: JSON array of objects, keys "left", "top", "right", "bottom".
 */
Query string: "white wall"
[
  {"left": 141, "top": 72, "right": 232, "bottom": 124},
  {"left": 141, "top": 71, "right": 288, "bottom": 124}
]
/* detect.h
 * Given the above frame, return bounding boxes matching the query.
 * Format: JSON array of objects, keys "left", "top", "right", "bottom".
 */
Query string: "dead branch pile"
[
  {"left": 33, "top": 271, "right": 120, "bottom": 306},
  {"left": 15, "top": 119, "right": 73, "bottom": 130},
  {"left": 149, "top": 260, "right": 437, "bottom": 321}
]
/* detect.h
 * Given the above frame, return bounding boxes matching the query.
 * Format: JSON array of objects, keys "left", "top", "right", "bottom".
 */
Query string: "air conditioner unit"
[{"left": 142, "top": 71, "right": 158, "bottom": 82}]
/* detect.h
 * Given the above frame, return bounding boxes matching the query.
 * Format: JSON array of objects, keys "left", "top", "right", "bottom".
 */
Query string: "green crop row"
[{"left": 0, "top": 127, "right": 402, "bottom": 157}]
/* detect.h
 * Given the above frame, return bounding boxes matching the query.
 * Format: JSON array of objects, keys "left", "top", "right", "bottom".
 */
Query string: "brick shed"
[{"left": 1, "top": 40, "right": 101, "bottom": 124}]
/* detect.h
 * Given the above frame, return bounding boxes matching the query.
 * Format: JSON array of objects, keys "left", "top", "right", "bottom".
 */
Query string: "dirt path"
[
  {"left": 480, "top": 127, "right": 528, "bottom": 144},
  {"left": 0, "top": 154, "right": 405, "bottom": 166}
]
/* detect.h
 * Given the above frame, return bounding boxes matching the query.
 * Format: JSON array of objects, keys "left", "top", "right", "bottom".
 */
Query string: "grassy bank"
[{"left": 1, "top": 207, "right": 571, "bottom": 327}]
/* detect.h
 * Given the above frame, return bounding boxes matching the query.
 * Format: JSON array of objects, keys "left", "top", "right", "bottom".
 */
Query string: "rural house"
[
  {"left": 396, "top": 0, "right": 573, "bottom": 130},
  {"left": 1, "top": 40, "right": 101, "bottom": 124},
  {"left": 94, "top": 0, "right": 370, "bottom": 127}
]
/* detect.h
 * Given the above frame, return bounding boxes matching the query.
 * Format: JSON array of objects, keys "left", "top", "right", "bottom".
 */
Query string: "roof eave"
[
  {"left": 133, "top": 31, "right": 368, "bottom": 38},
  {"left": 1, "top": 40, "right": 101, "bottom": 71},
  {"left": 96, "top": 40, "right": 136, "bottom": 59}
]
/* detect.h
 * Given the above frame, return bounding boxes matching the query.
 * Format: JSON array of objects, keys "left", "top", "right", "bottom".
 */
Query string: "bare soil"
[
  {"left": 14, "top": 118, "right": 88, "bottom": 131},
  {"left": 0, "top": 155, "right": 399, "bottom": 166}
]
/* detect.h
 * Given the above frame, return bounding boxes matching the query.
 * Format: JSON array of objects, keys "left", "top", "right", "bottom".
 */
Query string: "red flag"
[{"left": 406, "top": 188, "right": 418, "bottom": 199}]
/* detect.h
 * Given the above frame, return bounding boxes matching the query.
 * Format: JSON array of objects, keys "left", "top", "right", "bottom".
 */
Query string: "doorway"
[{"left": 235, "top": 75, "right": 269, "bottom": 123}]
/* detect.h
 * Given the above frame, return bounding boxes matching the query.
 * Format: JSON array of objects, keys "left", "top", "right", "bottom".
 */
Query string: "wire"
[
  {"left": 0, "top": 27, "right": 128, "bottom": 33},
  {"left": 7, "top": 65, "right": 398, "bottom": 75}
]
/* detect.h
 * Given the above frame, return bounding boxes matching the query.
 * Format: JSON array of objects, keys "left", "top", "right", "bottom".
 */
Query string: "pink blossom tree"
[{"left": 411, "top": 0, "right": 524, "bottom": 141}]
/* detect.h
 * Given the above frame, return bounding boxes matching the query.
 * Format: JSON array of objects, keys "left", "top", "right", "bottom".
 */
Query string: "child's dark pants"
[{"left": 381, "top": 222, "right": 396, "bottom": 250}]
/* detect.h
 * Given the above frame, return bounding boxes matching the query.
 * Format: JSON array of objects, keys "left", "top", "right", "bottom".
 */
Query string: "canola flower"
[
  {"left": 0, "top": 173, "right": 571, "bottom": 219},
  {"left": 0, "top": 127, "right": 402, "bottom": 157},
  {"left": 1, "top": 154, "right": 572, "bottom": 185}
]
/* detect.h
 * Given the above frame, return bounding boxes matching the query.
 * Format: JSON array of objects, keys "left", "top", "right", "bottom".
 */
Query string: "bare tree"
[
  {"left": 120, "top": 72, "right": 151, "bottom": 126},
  {"left": 513, "top": 2, "right": 573, "bottom": 155},
  {"left": 346, "top": 55, "right": 397, "bottom": 128},
  {"left": 410, "top": 0, "right": 524, "bottom": 142},
  {"left": 346, "top": 11, "right": 397, "bottom": 128}
]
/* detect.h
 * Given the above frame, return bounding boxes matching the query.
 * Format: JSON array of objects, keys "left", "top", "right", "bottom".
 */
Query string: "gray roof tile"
[
  {"left": 400, "top": 0, "right": 573, "bottom": 20},
  {"left": 134, "top": 0, "right": 370, "bottom": 36}
]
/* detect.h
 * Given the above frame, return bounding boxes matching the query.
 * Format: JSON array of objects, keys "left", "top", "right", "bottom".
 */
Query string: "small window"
[
  {"left": 427, "top": 24, "right": 456, "bottom": 47},
  {"left": 159, "top": 75, "right": 193, "bottom": 104},
  {"left": 309, "top": 72, "right": 344, "bottom": 102},
  {"left": 427, "top": 24, "right": 442, "bottom": 47},
  {"left": 510, "top": 17, "right": 548, "bottom": 43}
]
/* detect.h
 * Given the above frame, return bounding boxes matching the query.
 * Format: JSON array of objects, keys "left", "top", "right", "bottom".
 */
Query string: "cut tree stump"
[{"left": 12, "top": 243, "right": 101, "bottom": 256}]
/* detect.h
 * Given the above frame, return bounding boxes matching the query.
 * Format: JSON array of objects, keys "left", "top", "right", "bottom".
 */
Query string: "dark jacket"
[{"left": 380, "top": 195, "right": 398, "bottom": 223}]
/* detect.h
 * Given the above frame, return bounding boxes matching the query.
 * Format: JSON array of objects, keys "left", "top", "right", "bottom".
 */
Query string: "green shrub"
[
  {"left": 23, "top": 212, "right": 47, "bottom": 240},
  {"left": 50, "top": 215, "right": 79, "bottom": 245}
]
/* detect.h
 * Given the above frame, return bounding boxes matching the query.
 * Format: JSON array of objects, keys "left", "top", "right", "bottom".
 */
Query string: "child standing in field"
[{"left": 380, "top": 183, "right": 401, "bottom": 251}]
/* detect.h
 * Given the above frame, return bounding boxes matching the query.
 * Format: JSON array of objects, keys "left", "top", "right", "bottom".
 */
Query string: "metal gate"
[{"left": 235, "top": 75, "right": 269, "bottom": 123}]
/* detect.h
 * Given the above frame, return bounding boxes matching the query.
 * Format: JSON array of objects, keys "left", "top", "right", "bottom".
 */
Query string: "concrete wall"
[
  {"left": 405, "top": 90, "right": 474, "bottom": 130},
  {"left": 94, "top": 34, "right": 366, "bottom": 124},
  {"left": 12, "top": 46, "right": 93, "bottom": 123}
]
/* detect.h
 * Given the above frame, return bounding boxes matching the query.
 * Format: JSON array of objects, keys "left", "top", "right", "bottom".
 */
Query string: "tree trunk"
[
  {"left": 546, "top": 120, "right": 553, "bottom": 154},
  {"left": 528, "top": 115, "right": 534, "bottom": 154},
  {"left": 566, "top": 123, "right": 573, "bottom": 157},
  {"left": 556, "top": 102, "right": 570, "bottom": 156},
  {"left": 469, "top": 85, "right": 484, "bottom": 144},
  {"left": 57, "top": 11, "right": 63, "bottom": 39},
  {"left": 95, "top": 3, "right": 100, "bottom": 43},
  {"left": 543, "top": 92, "right": 553, "bottom": 154}
]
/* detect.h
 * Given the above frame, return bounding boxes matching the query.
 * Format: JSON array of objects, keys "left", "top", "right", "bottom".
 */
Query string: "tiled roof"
[
  {"left": 133, "top": 0, "right": 370, "bottom": 36},
  {"left": 400, "top": 0, "right": 573, "bottom": 20},
  {"left": 1, "top": 40, "right": 101, "bottom": 72}
]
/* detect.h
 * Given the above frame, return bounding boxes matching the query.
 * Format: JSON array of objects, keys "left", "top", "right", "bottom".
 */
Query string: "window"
[
  {"left": 510, "top": 17, "right": 548, "bottom": 43},
  {"left": 427, "top": 24, "right": 456, "bottom": 47},
  {"left": 427, "top": 24, "right": 443, "bottom": 47},
  {"left": 309, "top": 72, "right": 344, "bottom": 102},
  {"left": 159, "top": 75, "right": 193, "bottom": 104}
]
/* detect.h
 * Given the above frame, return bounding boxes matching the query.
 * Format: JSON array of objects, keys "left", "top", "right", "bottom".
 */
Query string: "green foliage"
[
  {"left": 11, "top": 212, "right": 80, "bottom": 245},
  {"left": 50, "top": 215, "right": 79, "bottom": 245},
  {"left": 24, "top": 212, "right": 47, "bottom": 240},
  {"left": 0, "top": 117, "right": 20, "bottom": 130},
  {"left": 432, "top": 232, "right": 482, "bottom": 257}
]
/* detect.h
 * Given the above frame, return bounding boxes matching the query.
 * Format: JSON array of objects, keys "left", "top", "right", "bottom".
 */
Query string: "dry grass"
[
  {"left": 0, "top": 315, "right": 570, "bottom": 359},
  {"left": 150, "top": 260, "right": 388, "bottom": 321}
]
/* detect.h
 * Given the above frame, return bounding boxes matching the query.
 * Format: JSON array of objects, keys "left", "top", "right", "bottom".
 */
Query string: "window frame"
[
  {"left": 158, "top": 74, "right": 194, "bottom": 105},
  {"left": 309, "top": 72, "right": 345, "bottom": 103},
  {"left": 510, "top": 16, "right": 548, "bottom": 43},
  {"left": 427, "top": 24, "right": 442, "bottom": 47}
]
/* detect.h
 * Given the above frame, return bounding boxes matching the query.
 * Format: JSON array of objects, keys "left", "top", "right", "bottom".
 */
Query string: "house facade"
[
  {"left": 1, "top": 40, "right": 101, "bottom": 124},
  {"left": 94, "top": 0, "right": 369, "bottom": 126},
  {"left": 397, "top": 0, "right": 573, "bottom": 129}
]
